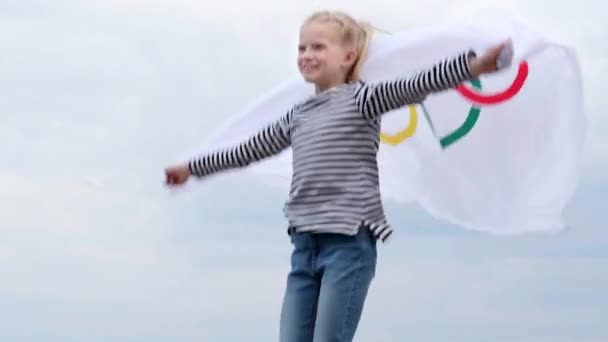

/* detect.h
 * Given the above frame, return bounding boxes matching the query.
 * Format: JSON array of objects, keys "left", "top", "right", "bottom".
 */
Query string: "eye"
[
  {"left": 298, "top": 45, "right": 306, "bottom": 53},
  {"left": 312, "top": 43, "right": 325, "bottom": 51}
]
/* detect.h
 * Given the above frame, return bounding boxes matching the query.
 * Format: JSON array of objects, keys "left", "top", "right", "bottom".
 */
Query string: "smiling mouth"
[{"left": 301, "top": 65, "right": 318, "bottom": 73}]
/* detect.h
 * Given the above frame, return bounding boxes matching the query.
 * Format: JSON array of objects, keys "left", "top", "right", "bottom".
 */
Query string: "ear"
[{"left": 343, "top": 49, "right": 357, "bottom": 67}]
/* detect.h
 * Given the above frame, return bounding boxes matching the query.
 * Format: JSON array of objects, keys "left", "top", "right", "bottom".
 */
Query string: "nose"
[{"left": 300, "top": 47, "right": 313, "bottom": 60}]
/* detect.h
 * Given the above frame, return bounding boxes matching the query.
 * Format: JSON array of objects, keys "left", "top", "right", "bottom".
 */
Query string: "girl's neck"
[{"left": 314, "top": 76, "right": 349, "bottom": 94}]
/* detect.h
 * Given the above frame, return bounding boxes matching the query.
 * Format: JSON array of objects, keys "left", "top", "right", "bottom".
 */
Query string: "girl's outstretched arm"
[
  {"left": 165, "top": 108, "right": 293, "bottom": 185},
  {"left": 354, "top": 49, "right": 476, "bottom": 121},
  {"left": 189, "top": 110, "right": 293, "bottom": 176},
  {"left": 355, "top": 40, "right": 512, "bottom": 121}
]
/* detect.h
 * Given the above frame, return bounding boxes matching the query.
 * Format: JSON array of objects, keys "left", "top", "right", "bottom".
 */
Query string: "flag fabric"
[{"left": 174, "top": 13, "right": 586, "bottom": 235}]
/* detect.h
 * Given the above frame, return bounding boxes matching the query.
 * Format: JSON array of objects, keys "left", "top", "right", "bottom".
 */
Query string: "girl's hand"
[
  {"left": 470, "top": 39, "right": 513, "bottom": 76},
  {"left": 165, "top": 164, "right": 191, "bottom": 186}
]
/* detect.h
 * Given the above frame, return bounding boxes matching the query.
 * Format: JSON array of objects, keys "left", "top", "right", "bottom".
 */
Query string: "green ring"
[{"left": 439, "top": 78, "right": 482, "bottom": 148}]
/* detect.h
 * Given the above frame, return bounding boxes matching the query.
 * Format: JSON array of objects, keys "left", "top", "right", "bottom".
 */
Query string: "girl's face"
[{"left": 298, "top": 21, "right": 356, "bottom": 91}]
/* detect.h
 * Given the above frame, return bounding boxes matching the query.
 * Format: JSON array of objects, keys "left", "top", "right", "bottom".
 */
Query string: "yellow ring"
[{"left": 379, "top": 105, "right": 418, "bottom": 145}]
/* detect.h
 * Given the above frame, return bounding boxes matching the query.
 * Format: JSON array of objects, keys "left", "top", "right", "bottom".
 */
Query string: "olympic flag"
[{"left": 174, "top": 14, "right": 586, "bottom": 235}]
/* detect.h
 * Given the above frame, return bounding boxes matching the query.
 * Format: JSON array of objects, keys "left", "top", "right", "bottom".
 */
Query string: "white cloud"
[
  {"left": 357, "top": 254, "right": 608, "bottom": 341},
  {"left": 583, "top": 125, "right": 608, "bottom": 169},
  {"left": 0, "top": 0, "right": 606, "bottom": 340},
  {"left": 3, "top": 236, "right": 605, "bottom": 341},
  {"left": 0, "top": 172, "right": 158, "bottom": 231}
]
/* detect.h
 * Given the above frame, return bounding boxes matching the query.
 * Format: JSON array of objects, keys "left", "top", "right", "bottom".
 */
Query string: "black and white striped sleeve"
[
  {"left": 355, "top": 50, "right": 477, "bottom": 121},
  {"left": 187, "top": 108, "right": 293, "bottom": 177}
]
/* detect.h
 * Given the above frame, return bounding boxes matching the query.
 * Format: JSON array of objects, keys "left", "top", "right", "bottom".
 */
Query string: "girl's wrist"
[{"left": 469, "top": 56, "right": 482, "bottom": 77}]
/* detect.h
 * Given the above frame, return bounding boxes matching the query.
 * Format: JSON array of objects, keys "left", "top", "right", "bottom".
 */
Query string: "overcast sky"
[{"left": 1, "top": 0, "right": 606, "bottom": 341}]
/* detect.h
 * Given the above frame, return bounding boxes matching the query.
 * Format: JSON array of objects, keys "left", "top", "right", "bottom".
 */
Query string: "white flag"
[{"left": 175, "top": 13, "right": 586, "bottom": 235}]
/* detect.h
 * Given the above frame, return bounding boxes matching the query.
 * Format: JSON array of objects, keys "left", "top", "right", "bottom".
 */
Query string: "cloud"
[
  {"left": 3, "top": 227, "right": 605, "bottom": 341},
  {"left": 0, "top": 173, "right": 108, "bottom": 231},
  {"left": 0, "top": 0, "right": 606, "bottom": 341},
  {"left": 358, "top": 254, "right": 608, "bottom": 342}
]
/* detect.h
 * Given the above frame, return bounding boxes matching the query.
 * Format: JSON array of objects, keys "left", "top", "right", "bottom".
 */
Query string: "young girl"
[{"left": 165, "top": 10, "right": 511, "bottom": 342}]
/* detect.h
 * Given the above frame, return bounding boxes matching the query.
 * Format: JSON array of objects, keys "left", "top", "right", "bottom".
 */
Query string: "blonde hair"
[{"left": 304, "top": 11, "right": 374, "bottom": 83}]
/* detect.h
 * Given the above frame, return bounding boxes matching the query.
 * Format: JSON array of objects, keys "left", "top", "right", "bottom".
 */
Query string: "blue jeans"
[{"left": 279, "top": 225, "right": 377, "bottom": 342}]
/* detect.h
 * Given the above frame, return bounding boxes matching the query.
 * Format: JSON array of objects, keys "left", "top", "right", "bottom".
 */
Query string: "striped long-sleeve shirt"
[{"left": 189, "top": 50, "right": 477, "bottom": 242}]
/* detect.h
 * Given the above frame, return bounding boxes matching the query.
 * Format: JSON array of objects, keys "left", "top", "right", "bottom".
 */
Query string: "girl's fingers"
[{"left": 496, "top": 40, "right": 513, "bottom": 70}]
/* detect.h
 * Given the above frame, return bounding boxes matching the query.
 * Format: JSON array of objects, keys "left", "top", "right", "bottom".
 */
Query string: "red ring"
[{"left": 456, "top": 61, "right": 529, "bottom": 105}]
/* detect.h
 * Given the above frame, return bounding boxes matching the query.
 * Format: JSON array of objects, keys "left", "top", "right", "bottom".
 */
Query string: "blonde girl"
[{"left": 165, "top": 10, "right": 511, "bottom": 342}]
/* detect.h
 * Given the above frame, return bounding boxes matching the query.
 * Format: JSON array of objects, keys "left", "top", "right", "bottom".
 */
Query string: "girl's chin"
[{"left": 301, "top": 73, "right": 318, "bottom": 82}]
